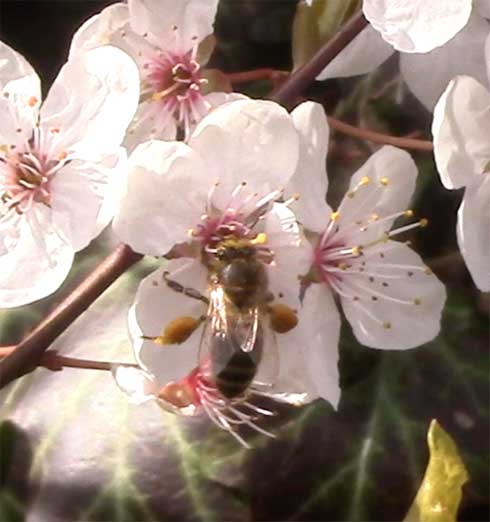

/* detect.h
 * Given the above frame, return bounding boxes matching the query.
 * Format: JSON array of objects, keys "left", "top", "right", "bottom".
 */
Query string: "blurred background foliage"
[{"left": 0, "top": 1, "right": 488, "bottom": 521}]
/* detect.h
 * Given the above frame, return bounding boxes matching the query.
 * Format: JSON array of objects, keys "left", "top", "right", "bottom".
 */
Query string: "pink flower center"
[
  {"left": 189, "top": 182, "right": 282, "bottom": 257},
  {"left": 141, "top": 49, "right": 208, "bottom": 136},
  {"left": 0, "top": 128, "right": 67, "bottom": 220}
]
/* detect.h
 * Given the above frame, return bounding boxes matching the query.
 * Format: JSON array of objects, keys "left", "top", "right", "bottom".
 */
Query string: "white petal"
[
  {"left": 202, "top": 92, "right": 249, "bottom": 109},
  {"left": 474, "top": 0, "right": 490, "bottom": 20},
  {"left": 274, "top": 283, "right": 341, "bottom": 408},
  {"left": 113, "top": 140, "right": 211, "bottom": 255},
  {"left": 40, "top": 46, "right": 139, "bottom": 159},
  {"left": 432, "top": 76, "right": 490, "bottom": 190},
  {"left": 0, "top": 41, "right": 40, "bottom": 145},
  {"left": 50, "top": 151, "right": 125, "bottom": 252},
  {"left": 457, "top": 178, "right": 490, "bottom": 291},
  {"left": 189, "top": 99, "right": 299, "bottom": 198},
  {"left": 317, "top": 25, "right": 394, "bottom": 80},
  {"left": 69, "top": 3, "right": 131, "bottom": 57},
  {"left": 288, "top": 101, "right": 332, "bottom": 233},
  {"left": 363, "top": 0, "right": 472, "bottom": 53},
  {"left": 111, "top": 364, "right": 160, "bottom": 404},
  {"left": 123, "top": 99, "right": 178, "bottom": 153},
  {"left": 340, "top": 241, "right": 446, "bottom": 350},
  {"left": 130, "top": 259, "right": 208, "bottom": 384},
  {"left": 401, "top": 14, "right": 490, "bottom": 111},
  {"left": 0, "top": 40, "right": 40, "bottom": 100},
  {"left": 0, "top": 207, "right": 74, "bottom": 308},
  {"left": 486, "top": 30, "right": 490, "bottom": 84},
  {"left": 336, "top": 146, "right": 418, "bottom": 245},
  {"left": 265, "top": 203, "right": 313, "bottom": 292},
  {"left": 128, "top": 0, "right": 219, "bottom": 52}
]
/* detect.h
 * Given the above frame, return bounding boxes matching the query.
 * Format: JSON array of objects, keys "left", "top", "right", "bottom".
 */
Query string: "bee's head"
[{"left": 215, "top": 238, "right": 255, "bottom": 262}]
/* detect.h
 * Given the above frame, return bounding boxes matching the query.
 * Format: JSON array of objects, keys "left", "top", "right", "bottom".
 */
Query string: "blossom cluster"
[{"left": 1, "top": 0, "right": 487, "bottom": 445}]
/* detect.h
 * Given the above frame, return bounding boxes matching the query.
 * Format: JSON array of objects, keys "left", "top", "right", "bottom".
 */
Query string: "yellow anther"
[
  {"left": 424, "top": 267, "right": 433, "bottom": 275},
  {"left": 419, "top": 218, "right": 429, "bottom": 227},
  {"left": 27, "top": 96, "right": 38, "bottom": 107},
  {"left": 251, "top": 233, "right": 268, "bottom": 245},
  {"left": 330, "top": 211, "right": 341, "bottom": 221},
  {"left": 404, "top": 209, "right": 414, "bottom": 218},
  {"left": 370, "top": 213, "right": 380, "bottom": 221},
  {"left": 347, "top": 192, "right": 355, "bottom": 199},
  {"left": 187, "top": 228, "right": 196, "bottom": 237},
  {"left": 338, "top": 262, "right": 348, "bottom": 271},
  {"left": 0, "top": 144, "right": 8, "bottom": 154},
  {"left": 351, "top": 246, "right": 362, "bottom": 256},
  {"left": 413, "top": 298, "right": 422, "bottom": 306},
  {"left": 360, "top": 176, "right": 371, "bottom": 185},
  {"left": 380, "top": 177, "right": 389, "bottom": 186},
  {"left": 383, "top": 321, "right": 392, "bottom": 330}
]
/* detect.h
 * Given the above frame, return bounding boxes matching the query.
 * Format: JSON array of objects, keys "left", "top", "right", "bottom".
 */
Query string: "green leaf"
[{"left": 292, "top": 0, "right": 360, "bottom": 71}]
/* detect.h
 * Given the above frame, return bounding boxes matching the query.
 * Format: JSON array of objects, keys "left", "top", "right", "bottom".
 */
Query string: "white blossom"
[
  {"left": 317, "top": 3, "right": 490, "bottom": 111},
  {"left": 70, "top": 0, "right": 243, "bottom": 148},
  {"left": 288, "top": 102, "right": 446, "bottom": 350},
  {"left": 112, "top": 99, "right": 339, "bottom": 446},
  {"left": 362, "top": 0, "right": 472, "bottom": 53},
  {"left": 0, "top": 42, "right": 139, "bottom": 307},
  {"left": 432, "top": 41, "right": 490, "bottom": 291}
]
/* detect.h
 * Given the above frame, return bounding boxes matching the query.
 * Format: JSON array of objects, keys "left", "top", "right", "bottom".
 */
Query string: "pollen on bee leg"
[
  {"left": 158, "top": 381, "right": 194, "bottom": 409},
  {"left": 142, "top": 316, "right": 203, "bottom": 345},
  {"left": 269, "top": 303, "right": 298, "bottom": 333}
]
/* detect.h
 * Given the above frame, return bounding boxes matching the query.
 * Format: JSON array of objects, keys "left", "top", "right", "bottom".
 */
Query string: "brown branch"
[
  {"left": 272, "top": 11, "right": 368, "bottom": 107},
  {"left": 0, "top": 244, "right": 143, "bottom": 388},
  {"left": 0, "top": 346, "right": 137, "bottom": 372},
  {"left": 226, "top": 68, "right": 289, "bottom": 85},
  {"left": 327, "top": 116, "right": 434, "bottom": 151}
]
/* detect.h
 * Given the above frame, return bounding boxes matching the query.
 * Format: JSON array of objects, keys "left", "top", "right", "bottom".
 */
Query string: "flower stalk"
[{"left": 327, "top": 116, "right": 434, "bottom": 152}]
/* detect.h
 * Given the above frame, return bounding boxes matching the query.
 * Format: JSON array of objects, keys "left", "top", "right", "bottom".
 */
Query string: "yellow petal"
[{"left": 404, "top": 419, "right": 469, "bottom": 522}]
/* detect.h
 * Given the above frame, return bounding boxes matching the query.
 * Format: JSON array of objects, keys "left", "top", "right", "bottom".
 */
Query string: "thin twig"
[
  {"left": 272, "top": 11, "right": 368, "bottom": 107},
  {"left": 0, "top": 346, "right": 137, "bottom": 372},
  {"left": 226, "top": 68, "right": 288, "bottom": 86},
  {"left": 0, "top": 244, "right": 142, "bottom": 388},
  {"left": 327, "top": 116, "right": 434, "bottom": 151}
]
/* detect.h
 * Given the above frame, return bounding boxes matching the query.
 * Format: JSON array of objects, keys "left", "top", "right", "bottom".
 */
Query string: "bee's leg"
[
  {"left": 163, "top": 271, "right": 209, "bottom": 305},
  {"left": 142, "top": 314, "right": 206, "bottom": 345},
  {"left": 267, "top": 303, "right": 298, "bottom": 334}
]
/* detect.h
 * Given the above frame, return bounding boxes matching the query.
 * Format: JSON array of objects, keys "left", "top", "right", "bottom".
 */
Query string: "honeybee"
[
  {"left": 150, "top": 234, "right": 298, "bottom": 401},
  {"left": 200, "top": 237, "right": 276, "bottom": 399}
]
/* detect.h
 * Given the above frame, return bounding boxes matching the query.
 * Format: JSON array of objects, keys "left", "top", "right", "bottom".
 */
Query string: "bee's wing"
[{"left": 253, "top": 316, "right": 280, "bottom": 386}]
